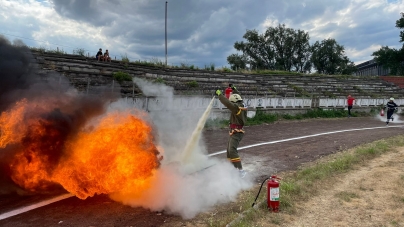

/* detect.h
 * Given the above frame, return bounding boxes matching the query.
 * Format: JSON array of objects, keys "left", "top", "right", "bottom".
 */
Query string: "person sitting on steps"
[
  {"left": 103, "top": 49, "right": 111, "bottom": 62},
  {"left": 96, "top": 48, "right": 104, "bottom": 61}
]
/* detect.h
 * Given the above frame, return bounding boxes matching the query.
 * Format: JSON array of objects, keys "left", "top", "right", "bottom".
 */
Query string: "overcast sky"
[{"left": 0, "top": 0, "right": 403, "bottom": 68}]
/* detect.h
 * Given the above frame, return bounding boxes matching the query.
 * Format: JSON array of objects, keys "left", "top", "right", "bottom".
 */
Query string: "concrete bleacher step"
[{"left": 32, "top": 51, "right": 404, "bottom": 98}]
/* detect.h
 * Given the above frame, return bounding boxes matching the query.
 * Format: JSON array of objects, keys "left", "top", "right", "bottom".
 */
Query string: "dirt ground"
[
  {"left": 1, "top": 117, "right": 404, "bottom": 227},
  {"left": 281, "top": 147, "right": 404, "bottom": 227}
]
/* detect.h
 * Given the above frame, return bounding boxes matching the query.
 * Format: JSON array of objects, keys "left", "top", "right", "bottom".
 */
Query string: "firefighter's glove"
[{"left": 215, "top": 90, "right": 222, "bottom": 96}]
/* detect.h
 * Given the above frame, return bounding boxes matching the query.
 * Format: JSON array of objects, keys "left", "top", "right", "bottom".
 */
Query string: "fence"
[
  {"left": 120, "top": 96, "right": 402, "bottom": 112},
  {"left": 47, "top": 76, "right": 403, "bottom": 112}
]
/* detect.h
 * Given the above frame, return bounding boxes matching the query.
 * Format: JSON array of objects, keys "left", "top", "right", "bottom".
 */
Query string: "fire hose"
[{"left": 251, "top": 177, "right": 270, "bottom": 207}]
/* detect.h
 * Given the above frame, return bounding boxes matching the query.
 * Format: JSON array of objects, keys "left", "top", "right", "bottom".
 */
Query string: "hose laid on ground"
[{"left": 251, "top": 177, "right": 270, "bottom": 207}]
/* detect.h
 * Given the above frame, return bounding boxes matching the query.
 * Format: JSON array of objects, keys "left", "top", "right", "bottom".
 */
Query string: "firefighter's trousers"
[{"left": 227, "top": 131, "right": 244, "bottom": 169}]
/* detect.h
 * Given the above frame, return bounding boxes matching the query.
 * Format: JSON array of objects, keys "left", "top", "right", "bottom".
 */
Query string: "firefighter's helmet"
[{"left": 229, "top": 94, "right": 242, "bottom": 103}]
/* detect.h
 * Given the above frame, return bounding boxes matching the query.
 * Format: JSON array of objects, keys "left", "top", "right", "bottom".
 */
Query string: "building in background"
[{"left": 354, "top": 59, "right": 390, "bottom": 76}]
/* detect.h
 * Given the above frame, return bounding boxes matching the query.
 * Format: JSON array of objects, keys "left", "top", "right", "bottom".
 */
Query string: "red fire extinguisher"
[
  {"left": 252, "top": 175, "right": 281, "bottom": 212},
  {"left": 380, "top": 109, "right": 384, "bottom": 116},
  {"left": 267, "top": 176, "right": 280, "bottom": 212}
]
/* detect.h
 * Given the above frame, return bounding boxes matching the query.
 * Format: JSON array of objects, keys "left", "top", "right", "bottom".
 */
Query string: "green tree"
[
  {"left": 311, "top": 38, "right": 355, "bottom": 74},
  {"left": 265, "top": 24, "right": 298, "bottom": 71},
  {"left": 233, "top": 29, "right": 276, "bottom": 70},
  {"left": 372, "top": 12, "right": 404, "bottom": 75},
  {"left": 340, "top": 56, "right": 358, "bottom": 75},
  {"left": 228, "top": 24, "right": 311, "bottom": 72},
  {"left": 292, "top": 30, "right": 312, "bottom": 73},
  {"left": 227, "top": 53, "right": 247, "bottom": 70},
  {"left": 373, "top": 46, "right": 404, "bottom": 75},
  {"left": 397, "top": 12, "right": 404, "bottom": 43}
]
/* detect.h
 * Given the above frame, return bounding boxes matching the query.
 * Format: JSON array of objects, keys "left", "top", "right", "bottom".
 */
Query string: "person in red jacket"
[
  {"left": 347, "top": 94, "right": 355, "bottom": 117},
  {"left": 225, "top": 84, "right": 233, "bottom": 99}
]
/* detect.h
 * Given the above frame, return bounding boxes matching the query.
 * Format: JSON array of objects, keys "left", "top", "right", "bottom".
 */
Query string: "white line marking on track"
[
  {"left": 1, "top": 125, "right": 402, "bottom": 220},
  {"left": 0, "top": 193, "right": 74, "bottom": 221},
  {"left": 207, "top": 125, "right": 403, "bottom": 157}
]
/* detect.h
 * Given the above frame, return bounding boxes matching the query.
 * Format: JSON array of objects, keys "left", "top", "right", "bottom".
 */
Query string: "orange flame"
[
  {"left": 0, "top": 99, "right": 28, "bottom": 148},
  {"left": 1, "top": 99, "right": 161, "bottom": 199},
  {"left": 53, "top": 112, "right": 161, "bottom": 199}
]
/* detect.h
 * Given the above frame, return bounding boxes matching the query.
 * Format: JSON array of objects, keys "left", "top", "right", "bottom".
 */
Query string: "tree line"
[
  {"left": 372, "top": 12, "right": 404, "bottom": 75},
  {"left": 227, "top": 24, "right": 357, "bottom": 75}
]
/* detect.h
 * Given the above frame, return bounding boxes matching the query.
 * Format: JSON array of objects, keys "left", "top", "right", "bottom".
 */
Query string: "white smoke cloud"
[
  {"left": 132, "top": 77, "right": 211, "bottom": 163},
  {"left": 110, "top": 160, "right": 252, "bottom": 219},
  {"left": 106, "top": 78, "right": 253, "bottom": 218},
  {"left": 132, "top": 77, "right": 174, "bottom": 98}
]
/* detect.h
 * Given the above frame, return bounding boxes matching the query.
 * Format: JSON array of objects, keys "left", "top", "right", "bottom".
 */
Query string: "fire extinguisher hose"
[{"left": 251, "top": 177, "right": 270, "bottom": 207}]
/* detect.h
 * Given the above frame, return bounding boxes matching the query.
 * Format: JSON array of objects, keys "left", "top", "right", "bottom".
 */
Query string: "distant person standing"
[
  {"left": 347, "top": 94, "right": 355, "bottom": 117},
  {"left": 225, "top": 84, "right": 233, "bottom": 99},
  {"left": 384, "top": 97, "right": 398, "bottom": 125}
]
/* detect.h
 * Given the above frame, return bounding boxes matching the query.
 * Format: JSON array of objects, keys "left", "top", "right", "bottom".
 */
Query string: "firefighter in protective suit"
[
  {"left": 216, "top": 85, "right": 248, "bottom": 178},
  {"left": 384, "top": 97, "right": 398, "bottom": 125}
]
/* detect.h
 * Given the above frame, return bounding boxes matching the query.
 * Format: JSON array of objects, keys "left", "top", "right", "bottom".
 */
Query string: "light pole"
[{"left": 165, "top": 1, "right": 168, "bottom": 66}]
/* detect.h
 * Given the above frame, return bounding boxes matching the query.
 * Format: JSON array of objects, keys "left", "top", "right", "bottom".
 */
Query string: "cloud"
[
  {"left": 51, "top": 0, "right": 118, "bottom": 27},
  {"left": 0, "top": 0, "right": 403, "bottom": 67}
]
